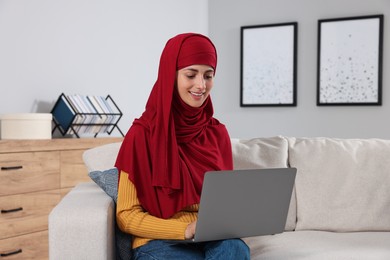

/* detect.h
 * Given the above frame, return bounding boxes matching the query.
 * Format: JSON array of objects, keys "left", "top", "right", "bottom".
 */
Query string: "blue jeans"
[{"left": 132, "top": 239, "right": 250, "bottom": 260}]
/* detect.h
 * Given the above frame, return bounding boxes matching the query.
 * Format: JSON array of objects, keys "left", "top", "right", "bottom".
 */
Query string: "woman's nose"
[{"left": 195, "top": 76, "right": 206, "bottom": 89}]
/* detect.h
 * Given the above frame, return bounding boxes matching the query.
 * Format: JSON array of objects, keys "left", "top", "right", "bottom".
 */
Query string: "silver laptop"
[{"left": 170, "top": 168, "right": 296, "bottom": 243}]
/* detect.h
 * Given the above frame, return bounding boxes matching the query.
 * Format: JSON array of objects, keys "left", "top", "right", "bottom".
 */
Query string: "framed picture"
[
  {"left": 317, "top": 15, "right": 384, "bottom": 106},
  {"left": 240, "top": 22, "right": 297, "bottom": 107}
]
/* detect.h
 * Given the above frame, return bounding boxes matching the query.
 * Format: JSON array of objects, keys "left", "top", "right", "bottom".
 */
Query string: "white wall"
[
  {"left": 0, "top": 0, "right": 208, "bottom": 137},
  {"left": 1, "top": 0, "right": 389, "bottom": 140},
  {"left": 209, "top": 0, "right": 390, "bottom": 139}
]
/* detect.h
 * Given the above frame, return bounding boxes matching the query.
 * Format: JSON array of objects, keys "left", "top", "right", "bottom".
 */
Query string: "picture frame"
[
  {"left": 240, "top": 22, "right": 297, "bottom": 107},
  {"left": 317, "top": 15, "right": 384, "bottom": 106}
]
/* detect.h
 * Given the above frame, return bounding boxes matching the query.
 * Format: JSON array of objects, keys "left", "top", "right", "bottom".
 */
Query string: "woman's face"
[{"left": 176, "top": 64, "right": 214, "bottom": 108}]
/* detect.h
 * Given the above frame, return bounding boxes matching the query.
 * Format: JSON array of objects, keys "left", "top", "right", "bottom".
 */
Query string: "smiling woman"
[{"left": 114, "top": 33, "right": 250, "bottom": 259}]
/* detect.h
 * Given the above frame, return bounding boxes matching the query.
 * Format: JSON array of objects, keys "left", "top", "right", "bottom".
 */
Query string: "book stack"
[{"left": 51, "top": 93, "right": 124, "bottom": 138}]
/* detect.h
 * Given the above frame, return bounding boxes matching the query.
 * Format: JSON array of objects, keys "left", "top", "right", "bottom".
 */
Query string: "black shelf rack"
[{"left": 51, "top": 93, "right": 124, "bottom": 138}]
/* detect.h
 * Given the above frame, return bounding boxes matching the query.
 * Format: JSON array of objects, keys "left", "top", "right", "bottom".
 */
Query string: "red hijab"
[{"left": 115, "top": 33, "right": 233, "bottom": 219}]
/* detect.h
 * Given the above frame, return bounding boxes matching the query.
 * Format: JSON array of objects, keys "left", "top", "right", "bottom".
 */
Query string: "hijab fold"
[{"left": 115, "top": 33, "right": 233, "bottom": 219}]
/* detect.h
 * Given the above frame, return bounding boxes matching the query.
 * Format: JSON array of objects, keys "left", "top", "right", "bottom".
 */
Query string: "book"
[
  {"left": 51, "top": 95, "right": 76, "bottom": 134},
  {"left": 87, "top": 95, "right": 107, "bottom": 133}
]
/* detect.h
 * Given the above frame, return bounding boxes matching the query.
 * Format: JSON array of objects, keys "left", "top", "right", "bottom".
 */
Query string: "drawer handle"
[
  {"left": 1, "top": 207, "right": 23, "bottom": 214},
  {"left": 0, "top": 249, "right": 22, "bottom": 257},
  {"left": 1, "top": 166, "right": 23, "bottom": 171}
]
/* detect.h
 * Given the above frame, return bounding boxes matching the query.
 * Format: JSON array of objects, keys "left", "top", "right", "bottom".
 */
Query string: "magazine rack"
[{"left": 51, "top": 93, "right": 124, "bottom": 138}]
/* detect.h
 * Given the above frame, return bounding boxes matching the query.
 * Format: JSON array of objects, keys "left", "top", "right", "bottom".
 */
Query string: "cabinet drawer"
[
  {"left": 0, "top": 230, "right": 48, "bottom": 260},
  {"left": 0, "top": 151, "right": 60, "bottom": 196},
  {"left": 0, "top": 190, "right": 60, "bottom": 239},
  {"left": 61, "top": 150, "right": 91, "bottom": 188}
]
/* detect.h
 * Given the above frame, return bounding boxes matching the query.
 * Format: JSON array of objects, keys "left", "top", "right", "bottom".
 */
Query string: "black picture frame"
[
  {"left": 240, "top": 22, "right": 297, "bottom": 107},
  {"left": 317, "top": 15, "right": 384, "bottom": 106}
]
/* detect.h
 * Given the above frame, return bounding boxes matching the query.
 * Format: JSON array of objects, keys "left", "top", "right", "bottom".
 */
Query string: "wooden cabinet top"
[{"left": 0, "top": 137, "right": 123, "bottom": 153}]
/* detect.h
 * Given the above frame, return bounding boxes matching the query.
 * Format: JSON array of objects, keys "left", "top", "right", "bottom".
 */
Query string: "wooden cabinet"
[{"left": 0, "top": 137, "right": 123, "bottom": 259}]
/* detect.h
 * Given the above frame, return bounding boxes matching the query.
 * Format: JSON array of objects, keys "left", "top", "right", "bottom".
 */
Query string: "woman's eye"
[{"left": 186, "top": 74, "right": 195, "bottom": 79}]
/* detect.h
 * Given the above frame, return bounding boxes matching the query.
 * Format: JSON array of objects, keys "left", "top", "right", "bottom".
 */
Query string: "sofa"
[{"left": 49, "top": 136, "right": 390, "bottom": 259}]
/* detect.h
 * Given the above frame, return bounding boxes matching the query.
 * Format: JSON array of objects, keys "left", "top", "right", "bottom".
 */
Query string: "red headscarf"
[{"left": 115, "top": 33, "right": 233, "bottom": 219}]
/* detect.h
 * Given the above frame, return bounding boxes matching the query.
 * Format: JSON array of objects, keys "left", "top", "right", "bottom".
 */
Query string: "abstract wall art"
[
  {"left": 317, "top": 15, "right": 384, "bottom": 106},
  {"left": 240, "top": 22, "right": 297, "bottom": 106}
]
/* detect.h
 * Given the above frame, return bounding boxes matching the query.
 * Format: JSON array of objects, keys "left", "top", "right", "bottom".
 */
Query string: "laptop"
[{"left": 169, "top": 167, "right": 296, "bottom": 243}]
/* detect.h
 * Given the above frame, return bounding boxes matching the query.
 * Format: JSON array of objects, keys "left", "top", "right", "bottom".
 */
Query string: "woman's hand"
[{"left": 184, "top": 221, "right": 197, "bottom": 239}]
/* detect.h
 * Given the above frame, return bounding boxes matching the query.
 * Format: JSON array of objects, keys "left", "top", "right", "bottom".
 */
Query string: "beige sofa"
[{"left": 49, "top": 136, "right": 390, "bottom": 259}]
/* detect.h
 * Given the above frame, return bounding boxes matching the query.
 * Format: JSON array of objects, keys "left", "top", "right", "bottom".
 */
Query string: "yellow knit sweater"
[{"left": 116, "top": 171, "right": 199, "bottom": 249}]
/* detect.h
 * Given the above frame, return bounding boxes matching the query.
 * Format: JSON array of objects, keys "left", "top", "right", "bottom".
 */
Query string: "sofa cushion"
[
  {"left": 231, "top": 136, "right": 289, "bottom": 169},
  {"left": 231, "top": 136, "right": 296, "bottom": 231},
  {"left": 243, "top": 230, "right": 390, "bottom": 260},
  {"left": 83, "top": 142, "right": 122, "bottom": 172},
  {"left": 288, "top": 137, "right": 390, "bottom": 232}
]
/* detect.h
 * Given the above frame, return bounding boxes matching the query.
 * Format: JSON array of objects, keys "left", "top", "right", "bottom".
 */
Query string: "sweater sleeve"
[{"left": 116, "top": 170, "right": 191, "bottom": 240}]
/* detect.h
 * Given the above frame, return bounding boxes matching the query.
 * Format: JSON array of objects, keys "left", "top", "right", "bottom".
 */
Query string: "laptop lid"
[{"left": 191, "top": 168, "right": 296, "bottom": 242}]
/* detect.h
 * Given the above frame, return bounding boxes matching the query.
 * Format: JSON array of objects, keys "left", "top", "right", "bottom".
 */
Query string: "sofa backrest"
[{"left": 82, "top": 136, "right": 390, "bottom": 234}]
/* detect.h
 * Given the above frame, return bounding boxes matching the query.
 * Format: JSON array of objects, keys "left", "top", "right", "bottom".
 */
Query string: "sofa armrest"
[{"left": 49, "top": 182, "right": 115, "bottom": 260}]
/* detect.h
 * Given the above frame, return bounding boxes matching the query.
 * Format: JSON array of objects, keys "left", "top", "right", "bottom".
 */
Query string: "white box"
[{"left": 0, "top": 113, "right": 52, "bottom": 140}]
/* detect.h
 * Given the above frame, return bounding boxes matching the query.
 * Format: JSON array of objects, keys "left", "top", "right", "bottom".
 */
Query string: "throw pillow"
[
  {"left": 88, "top": 168, "right": 132, "bottom": 260},
  {"left": 89, "top": 168, "right": 119, "bottom": 202}
]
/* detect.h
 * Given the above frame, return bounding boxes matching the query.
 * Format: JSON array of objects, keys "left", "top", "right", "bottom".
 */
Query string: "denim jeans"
[{"left": 132, "top": 239, "right": 250, "bottom": 260}]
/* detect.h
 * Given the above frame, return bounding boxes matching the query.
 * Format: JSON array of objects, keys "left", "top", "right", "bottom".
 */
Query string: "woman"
[{"left": 115, "top": 33, "right": 250, "bottom": 259}]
